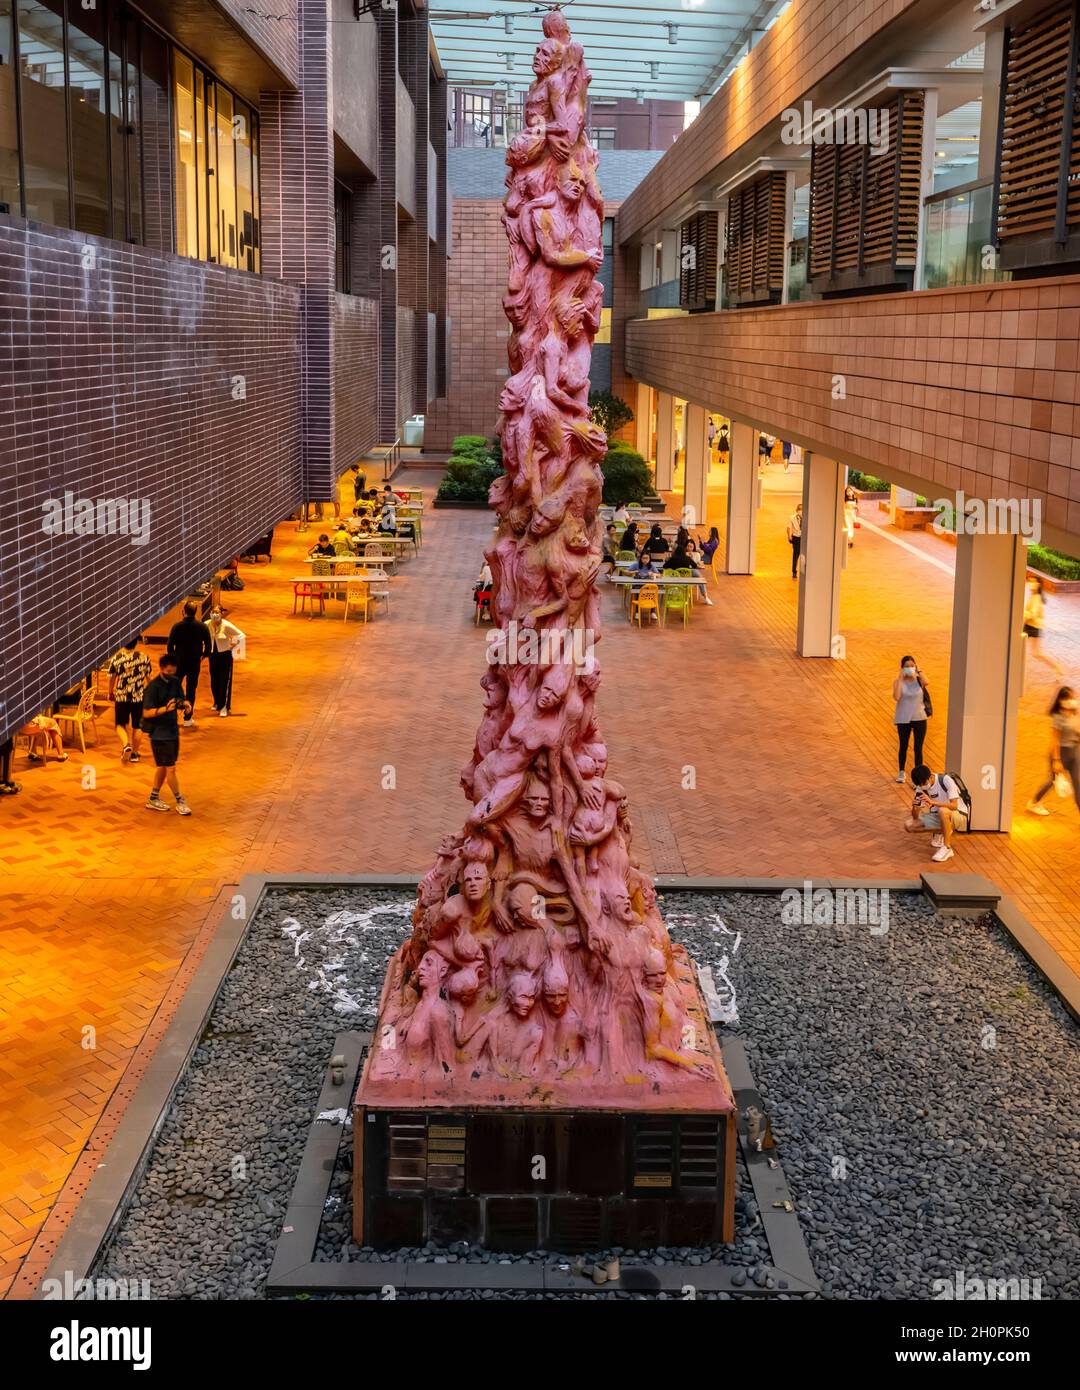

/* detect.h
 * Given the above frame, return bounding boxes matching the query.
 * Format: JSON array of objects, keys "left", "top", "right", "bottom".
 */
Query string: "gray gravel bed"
[{"left": 94, "top": 885, "right": 1080, "bottom": 1300}]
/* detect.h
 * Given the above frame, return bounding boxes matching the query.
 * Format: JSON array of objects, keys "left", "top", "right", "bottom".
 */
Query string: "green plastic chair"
[{"left": 664, "top": 577, "right": 692, "bottom": 627}]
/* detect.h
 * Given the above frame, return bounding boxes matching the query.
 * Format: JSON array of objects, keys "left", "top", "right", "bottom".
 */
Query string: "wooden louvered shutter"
[
  {"left": 678, "top": 211, "right": 719, "bottom": 311},
  {"left": 995, "top": 0, "right": 1080, "bottom": 267},
  {"left": 724, "top": 171, "right": 787, "bottom": 305},
  {"left": 808, "top": 93, "right": 924, "bottom": 293}
]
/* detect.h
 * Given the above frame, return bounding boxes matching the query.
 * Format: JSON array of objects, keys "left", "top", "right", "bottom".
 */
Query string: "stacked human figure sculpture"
[{"left": 367, "top": 11, "right": 720, "bottom": 1099}]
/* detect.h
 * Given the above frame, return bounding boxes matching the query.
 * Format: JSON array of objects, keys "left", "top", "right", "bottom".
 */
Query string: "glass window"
[
  {"left": 124, "top": 10, "right": 140, "bottom": 240},
  {"left": 235, "top": 98, "right": 254, "bottom": 270},
  {"left": 214, "top": 82, "right": 235, "bottom": 266},
  {"left": 68, "top": 0, "right": 109, "bottom": 234},
  {"left": 106, "top": 5, "right": 126, "bottom": 238},
  {"left": 250, "top": 116, "right": 259, "bottom": 273},
  {"left": 17, "top": 0, "right": 70, "bottom": 227},
  {"left": 0, "top": 0, "right": 20, "bottom": 214},
  {"left": 173, "top": 50, "right": 198, "bottom": 257},
  {"left": 334, "top": 180, "right": 351, "bottom": 292},
  {"left": 139, "top": 24, "right": 169, "bottom": 252},
  {"left": 200, "top": 72, "right": 216, "bottom": 262},
  {"left": 602, "top": 216, "right": 613, "bottom": 250}
]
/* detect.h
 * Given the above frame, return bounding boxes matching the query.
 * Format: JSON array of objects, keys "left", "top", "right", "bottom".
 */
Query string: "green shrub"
[
  {"left": 847, "top": 470, "right": 890, "bottom": 492},
  {"left": 451, "top": 434, "right": 489, "bottom": 455},
  {"left": 437, "top": 454, "right": 502, "bottom": 502},
  {"left": 1027, "top": 544, "right": 1080, "bottom": 581},
  {"left": 588, "top": 391, "right": 634, "bottom": 439},
  {"left": 601, "top": 446, "right": 652, "bottom": 505}
]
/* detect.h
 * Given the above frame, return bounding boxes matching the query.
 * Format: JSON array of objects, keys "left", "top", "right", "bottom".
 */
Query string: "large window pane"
[
  {"left": 140, "top": 24, "right": 170, "bottom": 251},
  {"left": 124, "top": 9, "right": 140, "bottom": 241},
  {"left": 250, "top": 116, "right": 259, "bottom": 273},
  {"left": 198, "top": 69, "right": 216, "bottom": 261},
  {"left": 0, "top": 0, "right": 20, "bottom": 214},
  {"left": 214, "top": 82, "right": 235, "bottom": 266},
  {"left": 235, "top": 98, "right": 254, "bottom": 271},
  {"left": 17, "top": 0, "right": 69, "bottom": 227},
  {"left": 105, "top": 6, "right": 124, "bottom": 238},
  {"left": 67, "top": 0, "right": 109, "bottom": 235},
  {"left": 173, "top": 49, "right": 197, "bottom": 257}
]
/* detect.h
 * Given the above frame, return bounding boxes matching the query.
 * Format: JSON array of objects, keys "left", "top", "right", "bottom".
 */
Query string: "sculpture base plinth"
[{"left": 352, "top": 1104, "right": 736, "bottom": 1252}]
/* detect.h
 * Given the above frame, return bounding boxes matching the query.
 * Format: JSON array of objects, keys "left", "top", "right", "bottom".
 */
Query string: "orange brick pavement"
[{"left": 1, "top": 467, "right": 1077, "bottom": 1296}]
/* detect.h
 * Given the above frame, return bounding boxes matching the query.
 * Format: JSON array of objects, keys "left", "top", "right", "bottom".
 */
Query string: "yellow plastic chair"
[
  {"left": 55, "top": 686, "right": 99, "bottom": 751},
  {"left": 630, "top": 582, "right": 660, "bottom": 627},
  {"left": 344, "top": 579, "right": 375, "bottom": 623},
  {"left": 672, "top": 566, "right": 697, "bottom": 605},
  {"left": 664, "top": 580, "right": 692, "bottom": 628}
]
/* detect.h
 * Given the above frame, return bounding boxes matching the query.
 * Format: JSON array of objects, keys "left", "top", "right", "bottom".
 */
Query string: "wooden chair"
[
  {"left": 630, "top": 583, "right": 660, "bottom": 627},
  {"left": 55, "top": 686, "right": 99, "bottom": 751},
  {"left": 344, "top": 580, "right": 375, "bottom": 623}
]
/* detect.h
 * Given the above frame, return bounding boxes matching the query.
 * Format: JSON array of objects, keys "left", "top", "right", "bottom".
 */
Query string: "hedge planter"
[{"left": 433, "top": 497, "right": 492, "bottom": 509}]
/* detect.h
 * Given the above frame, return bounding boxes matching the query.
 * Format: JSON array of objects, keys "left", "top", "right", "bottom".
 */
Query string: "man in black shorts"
[
  {"left": 107, "top": 636, "right": 152, "bottom": 763},
  {"left": 141, "top": 655, "right": 193, "bottom": 815}
]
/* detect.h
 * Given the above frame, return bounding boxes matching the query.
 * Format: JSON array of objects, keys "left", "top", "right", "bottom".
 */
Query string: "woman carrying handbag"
[{"left": 892, "top": 655, "right": 932, "bottom": 783}]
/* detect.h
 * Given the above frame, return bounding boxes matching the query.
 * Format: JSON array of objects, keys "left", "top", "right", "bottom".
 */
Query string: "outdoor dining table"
[
  {"left": 608, "top": 571, "right": 705, "bottom": 620},
  {"left": 305, "top": 554, "right": 396, "bottom": 570}
]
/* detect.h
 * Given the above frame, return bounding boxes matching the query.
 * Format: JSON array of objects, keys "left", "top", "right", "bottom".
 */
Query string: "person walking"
[
  {"left": 167, "top": 601, "right": 212, "bottom": 728},
  {"left": 1023, "top": 575, "right": 1063, "bottom": 677},
  {"left": 843, "top": 484, "right": 858, "bottom": 547},
  {"left": 142, "top": 654, "right": 192, "bottom": 815},
  {"left": 782, "top": 439, "right": 793, "bottom": 472},
  {"left": 717, "top": 424, "right": 730, "bottom": 466},
  {"left": 892, "top": 655, "right": 930, "bottom": 782},
  {"left": 207, "top": 608, "right": 243, "bottom": 717},
  {"left": 107, "top": 636, "right": 152, "bottom": 763},
  {"left": 786, "top": 501, "right": 803, "bottom": 578},
  {"left": 1027, "top": 686, "right": 1080, "bottom": 817}
]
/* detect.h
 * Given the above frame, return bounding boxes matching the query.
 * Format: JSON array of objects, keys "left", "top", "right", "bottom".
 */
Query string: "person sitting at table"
[
  {"left": 601, "top": 523, "right": 619, "bottom": 571},
  {"left": 663, "top": 537, "right": 713, "bottom": 605},
  {"left": 332, "top": 524, "right": 354, "bottom": 555},
  {"left": 309, "top": 533, "right": 336, "bottom": 558},
  {"left": 612, "top": 502, "right": 630, "bottom": 526},
  {"left": 19, "top": 714, "right": 68, "bottom": 763},
  {"left": 700, "top": 525, "right": 720, "bottom": 568},
  {"left": 630, "top": 551, "right": 661, "bottom": 622},
  {"left": 619, "top": 521, "right": 639, "bottom": 554},
  {"left": 377, "top": 503, "right": 398, "bottom": 535},
  {"left": 643, "top": 522, "right": 670, "bottom": 560}
]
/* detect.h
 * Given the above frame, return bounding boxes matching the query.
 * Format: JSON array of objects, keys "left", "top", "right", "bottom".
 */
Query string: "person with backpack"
[
  {"left": 1027, "top": 686, "right": 1080, "bottom": 817},
  {"left": 142, "top": 654, "right": 193, "bottom": 815},
  {"left": 904, "top": 764, "right": 968, "bottom": 862},
  {"left": 892, "top": 654, "right": 931, "bottom": 782}
]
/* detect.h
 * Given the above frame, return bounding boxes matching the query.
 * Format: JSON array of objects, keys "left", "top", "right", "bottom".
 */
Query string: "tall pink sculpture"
[{"left": 358, "top": 11, "right": 734, "bottom": 1120}]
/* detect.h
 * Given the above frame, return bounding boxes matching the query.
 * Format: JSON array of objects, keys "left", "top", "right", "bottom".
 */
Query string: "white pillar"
[
  {"left": 796, "top": 453, "right": 844, "bottom": 658},
  {"left": 634, "top": 383, "right": 652, "bottom": 459},
  {"left": 945, "top": 532, "right": 1026, "bottom": 831},
  {"left": 655, "top": 392, "right": 675, "bottom": 491},
  {"left": 725, "top": 421, "right": 757, "bottom": 574},
  {"left": 683, "top": 403, "right": 709, "bottom": 529}
]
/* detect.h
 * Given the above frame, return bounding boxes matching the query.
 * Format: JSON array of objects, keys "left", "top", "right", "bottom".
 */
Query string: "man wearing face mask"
[
  {"left": 206, "top": 607, "right": 243, "bottom": 717},
  {"left": 905, "top": 764, "right": 963, "bottom": 863},
  {"left": 892, "top": 654, "right": 930, "bottom": 782}
]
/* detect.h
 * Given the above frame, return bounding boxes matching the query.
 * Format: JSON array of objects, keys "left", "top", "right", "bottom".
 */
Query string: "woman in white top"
[
  {"left": 1027, "top": 686, "right": 1080, "bottom": 816},
  {"left": 786, "top": 502, "right": 803, "bottom": 578},
  {"left": 892, "top": 655, "right": 929, "bottom": 782},
  {"left": 207, "top": 608, "right": 242, "bottom": 716},
  {"left": 1023, "top": 575, "right": 1062, "bottom": 676}
]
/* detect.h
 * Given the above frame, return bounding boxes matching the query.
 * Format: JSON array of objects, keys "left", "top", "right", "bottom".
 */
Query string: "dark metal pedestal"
[{"left": 355, "top": 1106, "right": 736, "bottom": 1251}]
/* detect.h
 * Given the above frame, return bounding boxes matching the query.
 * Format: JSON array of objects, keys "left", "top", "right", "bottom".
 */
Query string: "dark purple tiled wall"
[
  {"left": 333, "top": 292, "right": 379, "bottom": 470},
  {"left": 0, "top": 218, "right": 303, "bottom": 740}
]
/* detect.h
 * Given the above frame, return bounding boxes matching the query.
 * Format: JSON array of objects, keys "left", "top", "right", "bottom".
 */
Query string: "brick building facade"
[{"left": 0, "top": 0, "right": 448, "bottom": 740}]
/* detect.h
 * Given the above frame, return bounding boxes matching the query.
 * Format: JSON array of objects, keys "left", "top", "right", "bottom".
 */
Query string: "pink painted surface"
[{"left": 358, "top": 13, "right": 733, "bottom": 1115}]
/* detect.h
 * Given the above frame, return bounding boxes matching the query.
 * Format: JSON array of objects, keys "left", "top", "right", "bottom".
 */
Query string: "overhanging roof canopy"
[{"left": 430, "top": 0, "right": 786, "bottom": 102}]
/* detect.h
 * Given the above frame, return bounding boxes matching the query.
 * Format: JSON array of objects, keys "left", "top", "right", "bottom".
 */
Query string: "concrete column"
[
  {"left": 945, "top": 532, "right": 1026, "bottom": 831},
  {"left": 634, "top": 383, "right": 653, "bottom": 459},
  {"left": 796, "top": 453, "right": 844, "bottom": 658},
  {"left": 654, "top": 391, "right": 675, "bottom": 491},
  {"left": 683, "top": 403, "right": 709, "bottom": 528},
  {"left": 725, "top": 421, "right": 757, "bottom": 574}
]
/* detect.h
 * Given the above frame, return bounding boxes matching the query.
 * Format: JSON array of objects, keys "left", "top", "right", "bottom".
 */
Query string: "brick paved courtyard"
[{"left": 1, "top": 468, "right": 1077, "bottom": 1296}]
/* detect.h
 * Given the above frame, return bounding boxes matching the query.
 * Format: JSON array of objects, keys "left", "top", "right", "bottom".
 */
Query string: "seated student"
[
  {"left": 612, "top": 502, "right": 631, "bottom": 527},
  {"left": 700, "top": 525, "right": 721, "bottom": 568},
  {"left": 19, "top": 714, "right": 68, "bottom": 763},
  {"left": 618, "top": 521, "right": 639, "bottom": 555},
  {"left": 904, "top": 764, "right": 965, "bottom": 863},
  {"left": 601, "top": 523, "right": 620, "bottom": 570},
  {"left": 377, "top": 503, "right": 398, "bottom": 534},
  {"left": 332, "top": 524, "right": 355, "bottom": 555},
  {"left": 309, "top": 533, "right": 336, "bottom": 558},
  {"left": 630, "top": 550, "right": 661, "bottom": 620},
  {"left": 642, "top": 522, "right": 670, "bottom": 559},
  {"left": 663, "top": 535, "right": 713, "bottom": 605}
]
